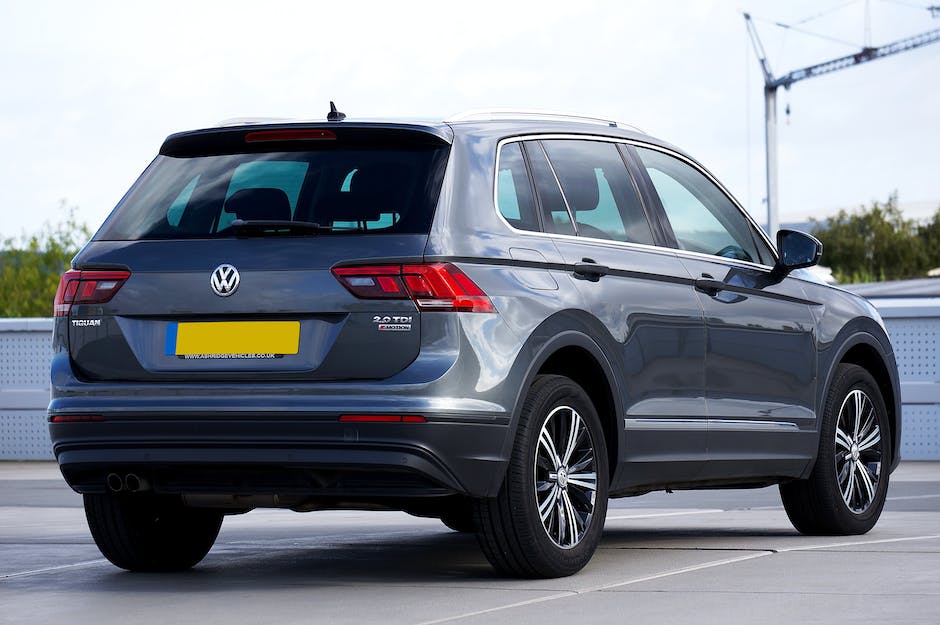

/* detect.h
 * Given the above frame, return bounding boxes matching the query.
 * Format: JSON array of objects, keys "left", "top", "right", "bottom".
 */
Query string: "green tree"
[
  {"left": 811, "top": 193, "right": 930, "bottom": 283},
  {"left": 0, "top": 204, "right": 91, "bottom": 317},
  {"left": 917, "top": 208, "right": 940, "bottom": 271}
]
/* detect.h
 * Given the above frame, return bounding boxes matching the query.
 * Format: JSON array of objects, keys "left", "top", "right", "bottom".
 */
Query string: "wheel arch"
[
  {"left": 537, "top": 344, "right": 620, "bottom": 483},
  {"left": 494, "top": 322, "right": 624, "bottom": 494},
  {"left": 819, "top": 325, "right": 902, "bottom": 474}
]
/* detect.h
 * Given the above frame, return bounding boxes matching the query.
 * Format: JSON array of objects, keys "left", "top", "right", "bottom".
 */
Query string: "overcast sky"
[{"left": 1, "top": 0, "right": 938, "bottom": 239}]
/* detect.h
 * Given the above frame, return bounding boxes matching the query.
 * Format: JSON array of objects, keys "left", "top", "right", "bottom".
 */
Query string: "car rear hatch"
[{"left": 59, "top": 123, "right": 456, "bottom": 382}]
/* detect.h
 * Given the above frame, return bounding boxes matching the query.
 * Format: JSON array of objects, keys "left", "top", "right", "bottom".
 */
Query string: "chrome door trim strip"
[
  {"left": 624, "top": 418, "right": 708, "bottom": 431},
  {"left": 625, "top": 418, "right": 800, "bottom": 432},
  {"left": 709, "top": 419, "right": 800, "bottom": 432}
]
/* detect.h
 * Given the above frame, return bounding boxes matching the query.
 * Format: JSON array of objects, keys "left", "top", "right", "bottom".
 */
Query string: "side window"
[
  {"left": 496, "top": 142, "right": 539, "bottom": 231},
  {"left": 541, "top": 140, "right": 655, "bottom": 245},
  {"left": 217, "top": 161, "right": 309, "bottom": 231},
  {"left": 525, "top": 142, "right": 576, "bottom": 236},
  {"left": 635, "top": 147, "right": 772, "bottom": 264}
]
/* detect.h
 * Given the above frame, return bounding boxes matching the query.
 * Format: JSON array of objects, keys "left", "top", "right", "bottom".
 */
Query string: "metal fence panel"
[
  {"left": 885, "top": 318, "right": 939, "bottom": 381},
  {"left": 0, "top": 319, "right": 54, "bottom": 460},
  {"left": 900, "top": 404, "right": 940, "bottom": 460},
  {"left": 1, "top": 302, "right": 938, "bottom": 460},
  {"left": 0, "top": 410, "right": 52, "bottom": 459}
]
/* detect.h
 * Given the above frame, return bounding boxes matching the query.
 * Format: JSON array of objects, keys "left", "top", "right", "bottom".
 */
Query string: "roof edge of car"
[{"left": 157, "top": 116, "right": 694, "bottom": 167}]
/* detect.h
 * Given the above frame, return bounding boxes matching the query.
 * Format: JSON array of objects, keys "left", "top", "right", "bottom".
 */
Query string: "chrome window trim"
[
  {"left": 532, "top": 141, "right": 579, "bottom": 235},
  {"left": 493, "top": 134, "right": 779, "bottom": 272},
  {"left": 669, "top": 245, "right": 775, "bottom": 273}
]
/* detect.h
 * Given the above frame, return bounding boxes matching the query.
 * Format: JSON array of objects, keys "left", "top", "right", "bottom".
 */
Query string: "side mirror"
[{"left": 772, "top": 229, "right": 822, "bottom": 279}]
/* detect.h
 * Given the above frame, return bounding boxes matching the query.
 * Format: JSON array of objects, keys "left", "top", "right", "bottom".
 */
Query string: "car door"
[
  {"left": 520, "top": 137, "right": 708, "bottom": 488},
  {"left": 632, "top": 145, "right": 818, "bottom": 480}
]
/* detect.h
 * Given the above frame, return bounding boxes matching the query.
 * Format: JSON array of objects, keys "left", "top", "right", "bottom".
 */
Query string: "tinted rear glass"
[{"left": 95, "top": 140, "right": 450, "bottom": 240}]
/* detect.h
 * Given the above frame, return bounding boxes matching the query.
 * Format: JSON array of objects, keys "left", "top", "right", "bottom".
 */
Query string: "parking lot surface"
[{"left": 1, "top": 462, "right": 938, "bottom": 625}]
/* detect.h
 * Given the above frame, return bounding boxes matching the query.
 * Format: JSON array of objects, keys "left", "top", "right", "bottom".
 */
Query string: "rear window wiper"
[{"left": 226, "top": 219, "right": 334, "bottom": 236}]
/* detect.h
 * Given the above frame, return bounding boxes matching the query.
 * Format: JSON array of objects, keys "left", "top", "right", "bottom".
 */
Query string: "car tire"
[
  {"left": 473, "top": 374, "right": 609, "bottom": 578},
  {"left": 84, "top": 493, "right": 223, "bottom": 572},
  {"left": 780, "top": 364, "right": 891, "bottom": 535}
]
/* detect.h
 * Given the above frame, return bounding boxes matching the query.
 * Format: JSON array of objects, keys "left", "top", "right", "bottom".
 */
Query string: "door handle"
[
  {"left": 573, "top": 259, "right": 609, "bottom": 280},
  {"left": 694, "top": 276, "right": 725, "bottom": 295}
]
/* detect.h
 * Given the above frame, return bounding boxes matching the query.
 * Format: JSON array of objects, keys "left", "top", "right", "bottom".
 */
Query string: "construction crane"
[{"left": 744, "top": 12, "right": 940, "bottom": 235}]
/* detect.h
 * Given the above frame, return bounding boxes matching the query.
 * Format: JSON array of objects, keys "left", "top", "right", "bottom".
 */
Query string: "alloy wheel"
[
  {"left": 534, "top": 405, "right": 598, "bottom": 548},
  {"left": 834, "top": 389, "right": 883, "bottom": 514}
]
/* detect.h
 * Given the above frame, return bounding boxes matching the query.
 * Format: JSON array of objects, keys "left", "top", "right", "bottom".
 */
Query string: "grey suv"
[{"left": 49, "top": 109, "right": 900, "bottom": 578}]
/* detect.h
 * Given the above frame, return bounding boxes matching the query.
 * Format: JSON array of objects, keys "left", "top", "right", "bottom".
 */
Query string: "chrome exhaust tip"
[
  {"left": 106, "top": 473, "right": 124, "bottom": 492},
  {"left": 124, "top": 473, "right": 150, "bottom": 493}
]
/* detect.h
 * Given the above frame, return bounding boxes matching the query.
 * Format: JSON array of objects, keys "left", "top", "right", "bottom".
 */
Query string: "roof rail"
[{"left": 445, "top": 108, "right": 644, "bottom": 133}]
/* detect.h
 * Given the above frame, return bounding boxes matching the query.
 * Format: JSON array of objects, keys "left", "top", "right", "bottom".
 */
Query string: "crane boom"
[
  {"left": 774, "top": 28, "right": 940, "bottom": 89},
  {"left": 743, "top": 12, "right": 774, "bottom": 84},
  {"left": 742, "top": 11, "right": 940, "bottom": 236}
]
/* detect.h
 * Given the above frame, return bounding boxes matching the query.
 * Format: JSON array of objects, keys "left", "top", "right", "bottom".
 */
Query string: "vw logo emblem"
[{"left": 210, "top": 264, "right": 240, "bottom": 297}]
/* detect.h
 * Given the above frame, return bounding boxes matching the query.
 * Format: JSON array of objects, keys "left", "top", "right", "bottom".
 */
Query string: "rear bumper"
[
  {"left": 50, "top": 414, "right": 510, "bottom": 500},
  {"left": 49, "top": 353, "right": 513, "bottom": 499}
]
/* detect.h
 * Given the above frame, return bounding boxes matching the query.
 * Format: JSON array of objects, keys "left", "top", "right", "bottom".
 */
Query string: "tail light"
[
  {"left": 332, "top": 263, "right": 495, "bottom": 313},
  {"left": 54, "top": 269, "right": 131, "bottom": 317}
]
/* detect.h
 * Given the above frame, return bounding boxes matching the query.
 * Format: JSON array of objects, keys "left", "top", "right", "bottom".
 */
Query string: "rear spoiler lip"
[{"left": 160, "top": 122, "right": 454, "bottom": 157}]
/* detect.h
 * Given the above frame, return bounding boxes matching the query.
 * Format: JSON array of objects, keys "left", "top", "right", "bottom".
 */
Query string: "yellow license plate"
[{"left": 167, "top": 321, "right": 300, "bottom": 356}]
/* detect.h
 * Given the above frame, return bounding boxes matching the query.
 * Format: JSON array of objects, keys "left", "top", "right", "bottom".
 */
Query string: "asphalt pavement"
[{"left": 1, "top": 461, "right": 938, "bottom": 625}]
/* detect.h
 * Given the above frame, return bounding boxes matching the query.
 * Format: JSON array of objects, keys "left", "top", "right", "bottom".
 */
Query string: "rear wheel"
[
  {"left": 474, "top": 374, "right": 608, "bottom": 578},
  {"left": 780, "top": 364, "right": 890, "bottom": 535},
  {"left": 84, "top": 493, "right": 223, "bottom": 571}
]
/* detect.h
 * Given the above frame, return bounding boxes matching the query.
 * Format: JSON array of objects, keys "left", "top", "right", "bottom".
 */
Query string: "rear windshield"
[{"left": 95, "top": 141, "right": 450, "bottom": 240}]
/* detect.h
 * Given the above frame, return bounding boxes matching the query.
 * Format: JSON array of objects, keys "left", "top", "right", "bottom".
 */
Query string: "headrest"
[
  {"left": 556, "top": 167, "right": 600, "bottom": 212},
  {"left": 348, "top": 164, "right": 409, "bottom": 195},
  {"left": 224, "top": 188, "right": 291, "bottom": 221},
  {"left": 316, "top": 164, "right": 409, "bottom": 223}
]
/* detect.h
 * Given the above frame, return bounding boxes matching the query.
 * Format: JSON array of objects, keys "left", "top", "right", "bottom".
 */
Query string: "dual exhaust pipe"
[{"left": 106, "top": 472, "right": 150, "bottom": 493}]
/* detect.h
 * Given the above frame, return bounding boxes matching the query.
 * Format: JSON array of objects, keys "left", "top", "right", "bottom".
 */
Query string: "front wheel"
[
  {"left": 474, "top": 375, "right": 609, "bottom": 578},
  {"left": 780, "top": 364, "right": 891, "bottom": 535},
  {"left": 84, "top": 493, "right": 223, "bottom": 572}
]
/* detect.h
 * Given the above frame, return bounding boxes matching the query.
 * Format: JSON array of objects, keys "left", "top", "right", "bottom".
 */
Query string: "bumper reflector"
[
  {"left": 339, "top": 415, "right": 427, "bottom": 423},
  {"left": 49, "top": 415, "right": 106, "bottom": 423}
]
